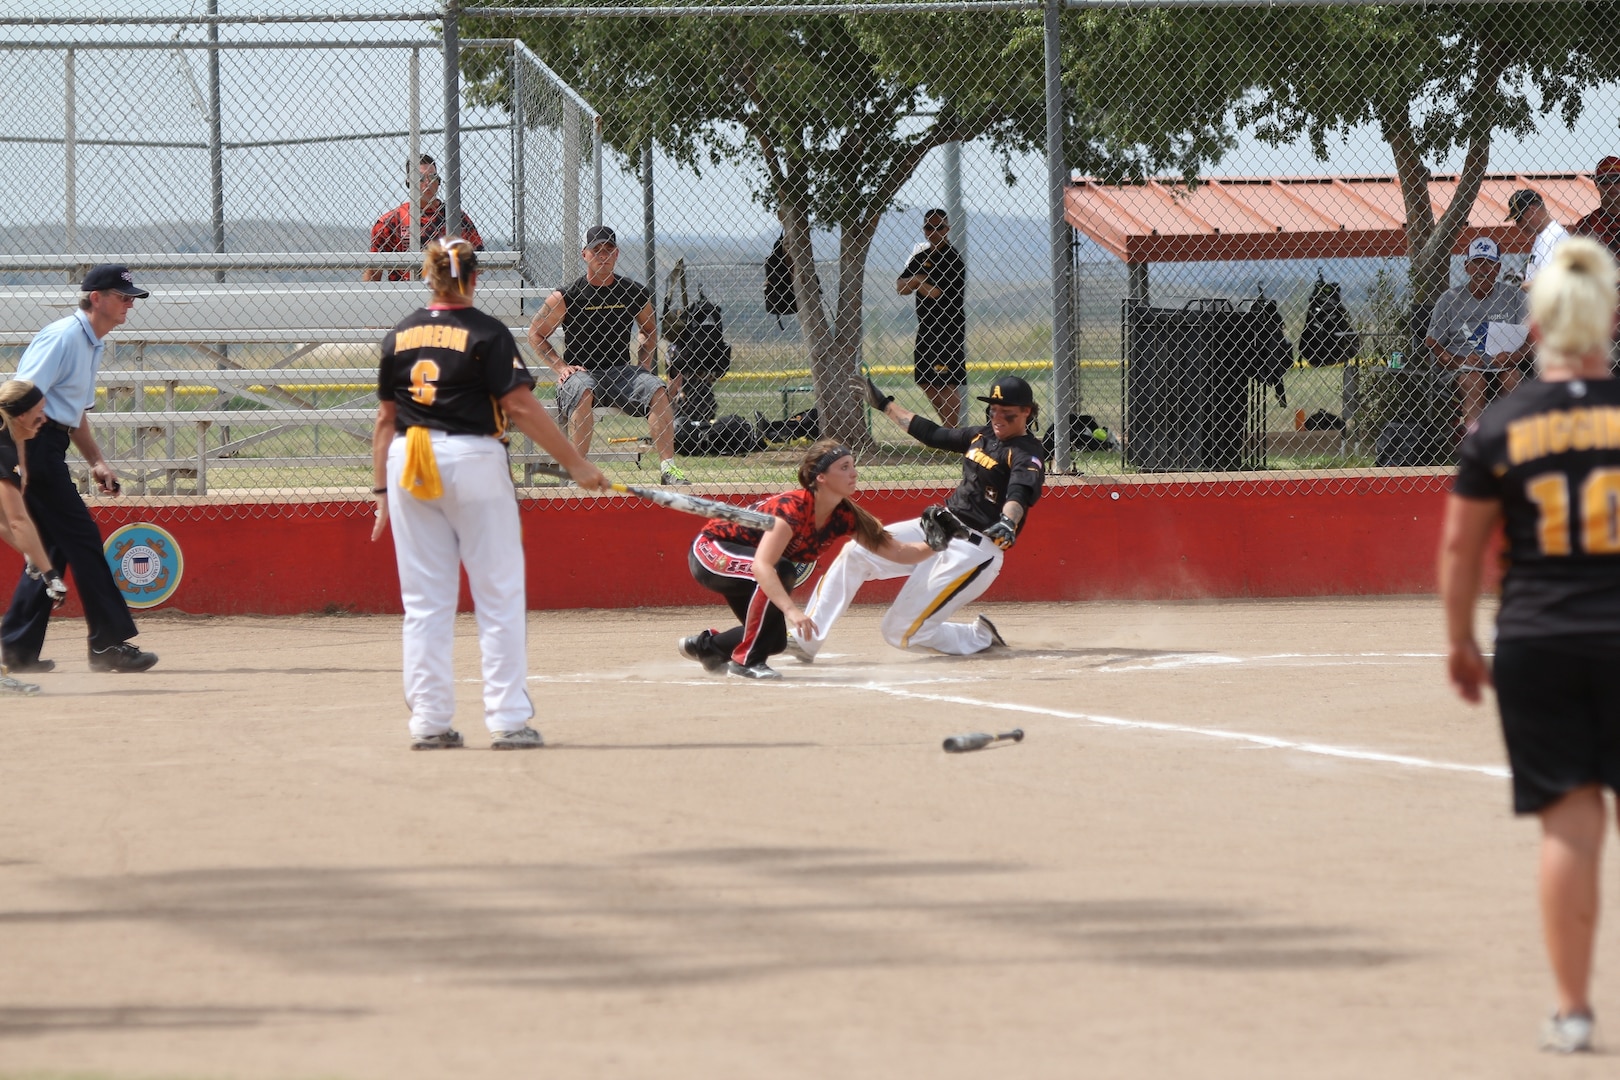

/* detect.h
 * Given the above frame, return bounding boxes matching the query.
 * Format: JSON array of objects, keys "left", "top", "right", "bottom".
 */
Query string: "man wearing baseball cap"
[
  {"left": 527, "top": 225, "right": 687, "bottom": 484},
  {"left": 1574, "top": 155, "right": 1620, "bottom": 259},
  {"left": 1507, "top": 188, "right": 1571, "bottom": 291},
  {"left": 1427, "top": 237, "right": 1530, "bottom": 428},
  {"left": 1, "top": 264, "right": 158, "bottom": 676}
]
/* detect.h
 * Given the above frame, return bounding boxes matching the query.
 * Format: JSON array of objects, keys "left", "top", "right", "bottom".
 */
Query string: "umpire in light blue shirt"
[{"left": 0, "top": 264, "right": 158, "bottom": 674}]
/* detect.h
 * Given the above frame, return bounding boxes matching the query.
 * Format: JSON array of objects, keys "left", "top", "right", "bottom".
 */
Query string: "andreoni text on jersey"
[
  {"left": 378, "top": 305, "right": 536, "bottom": 436},
  {"left": 1453, "top": 377, "right": 1620, "bottom": 640}
]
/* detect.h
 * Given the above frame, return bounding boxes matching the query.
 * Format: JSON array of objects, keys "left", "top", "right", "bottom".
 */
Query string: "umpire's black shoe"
[
  {"left": 1, "top": 652, "right": 55, "bottom": 674},
  {"left": 88, "top": 642, "right": 159, "bottom": 673}
]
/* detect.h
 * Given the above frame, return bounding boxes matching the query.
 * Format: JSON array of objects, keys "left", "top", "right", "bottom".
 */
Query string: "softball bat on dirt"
[
  {"left": 529, "top": 463, "right": 778, "bottom": 530},
  {"left": 942, "top": 729, "right": 1024, "bottom": 753}
]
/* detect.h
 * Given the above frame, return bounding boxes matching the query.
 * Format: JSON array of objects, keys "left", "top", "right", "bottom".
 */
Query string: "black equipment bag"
[
  {"left": 663, "top": 259, "right": 732, "bottom": 384},
  {"left": 1239, "top": 292, "right": 1294, "bottom": 407},
  {"left": 1041, "top": 413, "right": 1118, "bottom": 458},
  {"left": 675, "top": 413, "right": 763, "bottom": 457},
  {"left": 1298, "top": 270, "right": 1359, "bottom": 367},
  {"left": 764, "top": 234, "right": 798, "bottom": 321}
]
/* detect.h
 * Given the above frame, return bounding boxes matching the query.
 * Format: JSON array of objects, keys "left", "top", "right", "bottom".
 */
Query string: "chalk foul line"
[{"left": 841, "top": 685, "right": 1509, "bottom": 780}]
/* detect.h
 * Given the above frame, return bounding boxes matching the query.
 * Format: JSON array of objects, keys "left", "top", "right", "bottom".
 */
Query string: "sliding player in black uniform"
[
  {"left": 1441, "top": 236, "right": 1620, "bottom": 1054},
  {"left": 788, "top": 373, "right": 1045, "bottom": 660},
  {"left": 677, "top": 439, "right": 933, "bottom": 680}
]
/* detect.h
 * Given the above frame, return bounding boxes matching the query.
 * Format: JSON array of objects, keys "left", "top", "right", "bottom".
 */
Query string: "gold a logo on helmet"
[{"left": 989, "top": 385, "right": 1003, "bottom": 399}]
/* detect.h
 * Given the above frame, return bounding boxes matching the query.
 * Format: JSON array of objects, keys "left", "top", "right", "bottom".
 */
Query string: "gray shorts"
[{"left": 556, "top": 365, "right": 665, "bottom": 419}]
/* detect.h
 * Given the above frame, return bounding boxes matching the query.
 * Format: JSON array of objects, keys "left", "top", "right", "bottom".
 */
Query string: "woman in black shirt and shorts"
[{"left": 1442, "top": 236, "right": 1620, "bottom": 1054}]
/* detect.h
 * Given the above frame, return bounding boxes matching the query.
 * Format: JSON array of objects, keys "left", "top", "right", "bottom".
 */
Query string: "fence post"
[
  {"left": 563, "top": 102, "right": 581, "bottom": 277},
  {"left": 593, "top": 115, "right": 604, "bottom": 228},
  {"left": 63, "top": 47, "right": 75, "bottom": 258},
  {"left": 512, "top": 44, "right": 526, "bottom": 285},
  {"left": 442, "top": 0, "right": 462, "bottom": 240},
  {"left": 207, "top": 0, "right": 224, "bottom": 280},
  {"left": 943, "top": 140, "right": 966, "bottom": 262},
  {"left": 1046, "top": 0, "right": 1075, "bottom": 470},
  {"left": 642, "top": 140, "right": 656, "bottom": 294},
  {"left": 410, "top": 48, "right": 422, "bottom": 255}
]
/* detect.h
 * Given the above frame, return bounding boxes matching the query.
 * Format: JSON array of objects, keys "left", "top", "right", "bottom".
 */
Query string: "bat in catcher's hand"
[{"left": 529, "top": 463, "right": 778, "bottom": 530}]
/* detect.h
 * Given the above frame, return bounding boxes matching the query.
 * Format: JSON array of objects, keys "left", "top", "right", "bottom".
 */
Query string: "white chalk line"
[{"left": 838, "top": 684, "right": 1510, "bottom": 781}]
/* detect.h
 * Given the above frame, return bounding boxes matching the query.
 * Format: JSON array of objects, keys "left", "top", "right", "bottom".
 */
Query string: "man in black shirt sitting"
[{"left": 527, "top": 226, "right": 686, "bottom": 484}]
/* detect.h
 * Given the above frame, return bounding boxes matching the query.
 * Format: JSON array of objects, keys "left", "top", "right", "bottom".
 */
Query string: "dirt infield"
[{"left": 0, "top": 598, "right": 1613, "bottom": 1079}]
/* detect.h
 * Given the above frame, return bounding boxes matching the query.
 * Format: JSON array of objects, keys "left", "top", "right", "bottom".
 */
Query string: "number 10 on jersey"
[{"left": 1526, "top": 468, "right": 1620, "bottom": 555}]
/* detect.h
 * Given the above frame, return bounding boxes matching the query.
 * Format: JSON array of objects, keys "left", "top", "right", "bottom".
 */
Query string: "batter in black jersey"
[
  {"left": 677, "top": 440, "right": 933, "bottom": 679},
  {"left": 1440, "top": 237, "right": 1620, "bottom": 1053},
  {"left": 794, "top": 373, "right": 1046, "bottom": 660},
  {"left": 379, "top": 304, "right": 534, "bottom": 435},
  {"left": 371, "top": 238, "right": 607, "bottom": 752}
]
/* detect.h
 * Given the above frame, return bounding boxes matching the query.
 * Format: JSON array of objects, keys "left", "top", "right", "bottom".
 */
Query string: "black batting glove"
[
  {"left": 854, "top": 374, "right": 893, "bottom": 412},
  {"left": 982, "top": 515, "right": 1018, "bottom": 551}
]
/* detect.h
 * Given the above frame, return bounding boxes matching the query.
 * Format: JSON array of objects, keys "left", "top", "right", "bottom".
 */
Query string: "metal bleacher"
[{"left": 0, "top": 253, "right": 644, "bottom": 494}]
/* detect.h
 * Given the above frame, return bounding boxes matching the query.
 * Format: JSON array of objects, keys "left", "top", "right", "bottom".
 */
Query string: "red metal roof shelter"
[{"left": 1064, "top": 172, "right": 1609, "bottom": 264}]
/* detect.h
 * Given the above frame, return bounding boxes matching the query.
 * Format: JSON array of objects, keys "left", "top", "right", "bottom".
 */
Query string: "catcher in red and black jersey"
[
  {"left": 1440, "top": 236, "right": 1620, "bottom": 1053},
  {"left": 789, "top": 373, "right": 1045, "bottom": 661},
  {"left": 678, "top": 439, "right": 933, "bottom": 680}
]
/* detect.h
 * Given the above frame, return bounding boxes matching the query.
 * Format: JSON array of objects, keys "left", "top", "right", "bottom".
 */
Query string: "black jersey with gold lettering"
[
  {"left": 906, "top": 416, "right": 1045, "bottom": 533},
  {"left": 1454, "top": 377, "right": 1620, "bottom": 640},
  {"left": 378, "top": 304, "right": 535, "bottom": 436}
]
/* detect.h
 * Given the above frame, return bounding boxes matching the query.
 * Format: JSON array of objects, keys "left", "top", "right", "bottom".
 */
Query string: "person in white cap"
[{"left": 1427, "top": 236, "right": 1531, "bottom": 428}]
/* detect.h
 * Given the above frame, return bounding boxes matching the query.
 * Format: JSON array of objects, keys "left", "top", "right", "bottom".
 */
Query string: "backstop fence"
[{"left": 2, "top": 1, "right": 1617, "bottom": 521}]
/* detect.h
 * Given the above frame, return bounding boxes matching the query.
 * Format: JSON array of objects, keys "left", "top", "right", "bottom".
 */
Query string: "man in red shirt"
[
  {"left": 363, "top": 155, "right": 483, "bottom": 281},
  {"left": 1575, "top": 155, "right": 1620, "bottom": 259}
]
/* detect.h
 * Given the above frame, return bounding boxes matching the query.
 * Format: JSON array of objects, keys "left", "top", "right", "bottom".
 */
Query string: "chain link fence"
[{"left": 3, "top": 1, "right": 1618, "bottom": 521}]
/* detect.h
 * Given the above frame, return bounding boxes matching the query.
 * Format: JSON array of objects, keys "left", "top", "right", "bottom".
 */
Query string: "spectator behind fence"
[
  {"left": 1426, "top": 237, "right": 1531, "bottom": 429},
  {"left": 1440, "top": 236, "right": 1620, "bottom": 1055},
  {"left": 1, "top": 265, "right": 158, "bottom": 676},
  {"left": 1508, "top": 188, "right": 1571, "bottom": 292},
  {"left": 897, "top": 209, "right": 968, "bottom": 424},
  {"left": 1574, "top": 155, "right": 1620, "bottom": 260},
  {"left": 527, "top": 226, "right": 687, "bottom": 486},
  {"left": 363, "top": 154, "right": 484, "bottom": 282}
]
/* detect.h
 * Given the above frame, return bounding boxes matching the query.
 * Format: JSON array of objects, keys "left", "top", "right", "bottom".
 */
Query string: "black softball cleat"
[
  {"left": 676, "top": 634, "right": 728, "bottom": 674},
  {"left": 726, "top": 660, "right": 782, "bottom": 680}
]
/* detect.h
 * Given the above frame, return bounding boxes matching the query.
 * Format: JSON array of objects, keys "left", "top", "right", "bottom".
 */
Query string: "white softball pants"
[
  {"left": 387, "top": 432, "right": 533, "bottom": 736},
  {"left": 796, "top": 517, "right": 1002, "bottom": 657}
]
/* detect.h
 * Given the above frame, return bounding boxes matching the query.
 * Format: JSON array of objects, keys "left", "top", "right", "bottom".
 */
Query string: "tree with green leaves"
[
  {"left": 1057, "top": 2, "right": 1620, "bottom": 314},
  {"left": 465, "top": 10, "right": 1044, "bottom": 449}
]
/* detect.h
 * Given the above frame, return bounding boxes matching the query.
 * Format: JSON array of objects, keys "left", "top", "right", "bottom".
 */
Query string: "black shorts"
[
  {"left": 1494, "top": 637, "right": 1620, "bottom": 814},
  {"left": 913, "top": 353, "right": 966, "bottom": 389}
]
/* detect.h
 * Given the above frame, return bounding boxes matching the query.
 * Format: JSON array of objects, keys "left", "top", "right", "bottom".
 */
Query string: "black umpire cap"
[
  {"left": 80, "top": 264, "right": 150, "bottom": 298},
  {"left": 583, "top": 225, "right": 617, "bottom": 248},
  {"left": 977, "top": 374, "right": 1035, "bottom": 408}
]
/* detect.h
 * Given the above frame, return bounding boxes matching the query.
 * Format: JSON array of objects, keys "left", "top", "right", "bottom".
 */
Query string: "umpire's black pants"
[{"left": 0, "top": 425, "right": 137, "bottom": 660}]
